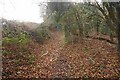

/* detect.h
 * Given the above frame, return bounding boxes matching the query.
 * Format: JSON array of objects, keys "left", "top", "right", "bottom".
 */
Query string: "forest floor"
[{"left": 2, "top": 30, "right": 120, "bottom": 79}]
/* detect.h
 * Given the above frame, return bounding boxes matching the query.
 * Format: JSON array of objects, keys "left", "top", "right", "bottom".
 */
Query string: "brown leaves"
[{"left": 2, "top": 31, "right": 120, "bottom": 78}]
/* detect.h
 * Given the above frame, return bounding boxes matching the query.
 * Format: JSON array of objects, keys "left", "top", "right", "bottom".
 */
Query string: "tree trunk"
[
  {"left": 74, "top": 13, "right": 83, "bottom": 37},
  {"left": 110, "top": 33, "right": 114, "bottom": 42},
  {"left": 117, "top": 23, "right": 120, "bottom": 53},
  {"left": 72, "top": 6, "right": 83, "bottom": 38},
  {"left": 96, "top": 20, "right": 99, "bottom": 35}
]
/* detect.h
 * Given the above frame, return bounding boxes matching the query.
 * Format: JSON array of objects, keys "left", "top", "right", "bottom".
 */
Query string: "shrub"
[
  {"left": 31, "top": 26, "right": 51, "bottom": 43},
  {"left": 3, "top": 32, "right": 29, "bottom": 46}
]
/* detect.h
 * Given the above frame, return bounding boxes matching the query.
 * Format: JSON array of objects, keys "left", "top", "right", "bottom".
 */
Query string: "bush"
[
  {"left": 3, "top": 32, "right": 29, "bottom": 46},
  {"left": 31, "top": 26, "right": 51, "bottom": 43},
  {"left": 63, "top": 25, "right": 80, "bottom": 44},
  {"left": 18, "top": 32, "right": 29, "bottom": 46}
]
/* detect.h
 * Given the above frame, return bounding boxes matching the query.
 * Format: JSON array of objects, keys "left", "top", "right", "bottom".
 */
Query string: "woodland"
[{"left": 2, "top": 1, "right": 120, "bottom": 79}]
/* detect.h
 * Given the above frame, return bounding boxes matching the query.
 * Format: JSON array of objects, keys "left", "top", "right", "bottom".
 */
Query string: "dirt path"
[
  {"left": 3, "top": 30, "right": 120, "bottom": 78},
  {"left": 35, "top": 31, "right": 68, "bottom": 78},
  {"left": 31, "top": 31, "right": 120, "bottom": 78}
]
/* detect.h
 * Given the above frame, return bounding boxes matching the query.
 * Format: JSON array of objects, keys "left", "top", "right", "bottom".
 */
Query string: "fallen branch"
[{"left": 86, "top": 36, "right": 117, "bottom": 44}]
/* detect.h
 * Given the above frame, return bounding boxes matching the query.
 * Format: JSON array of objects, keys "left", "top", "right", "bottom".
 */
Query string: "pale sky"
[
  {"left": 0, "top": 0, "right": 44, "bottom": 23},
  {"left": 0, "top": 0, "right": 101, "bottom": 23}
]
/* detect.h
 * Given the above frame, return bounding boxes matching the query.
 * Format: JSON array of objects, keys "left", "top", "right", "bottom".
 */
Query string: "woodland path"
[
  {"left": 35, "top": 30, "right": 69, "bottom": 78},
  {"left": 3, "top": 30, "right": 120, "bottom": 78},
  {"left": 23, "top": 30, "right": 120, "bottom": 78}
]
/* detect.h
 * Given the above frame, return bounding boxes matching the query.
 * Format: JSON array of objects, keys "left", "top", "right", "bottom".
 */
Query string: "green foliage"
[
  {"left": 2, "top": 50, "right": 12, "bottom": 55},
  {"left": 59, "top": 6, "right": 78, "bottom": 43},
  {"left": 3, "top": 32, "right": 29, "bottom": 46},
  {"left": 44, "top": 2, "right": 118, "bottom": 45},
  {"left": 2, "top": 22, "right": 30, "bottom": 52},
  {"left": 18, "top": 33, "right": 29, "bottom": 46},
  {"left": 32, "top": 26, "right": 51, "bottom": 43},
  {"left": 3, "top": 37, "right": 11, "bottom": 45}
]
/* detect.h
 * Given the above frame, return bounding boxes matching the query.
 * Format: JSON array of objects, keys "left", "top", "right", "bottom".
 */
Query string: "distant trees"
[{"left": 46, "top": 2, "right": 71, "bottom": 30}]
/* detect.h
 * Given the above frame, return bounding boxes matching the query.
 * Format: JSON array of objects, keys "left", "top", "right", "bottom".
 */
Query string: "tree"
[
  {"left": 89, "top": 1, "right": 120, "bottom": 52},
  {"left": 70, "top": 3, "right": 84, "bottom": 37},
  {"left": 46, "top": 2, "right": 71, "bottom": 30}
]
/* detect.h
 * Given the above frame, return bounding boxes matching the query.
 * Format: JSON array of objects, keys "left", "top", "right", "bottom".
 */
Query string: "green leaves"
[
  {"left": 32, "top": 26, "right": 51, "bottom": 43},
  {"left": 3, "top": 32, "right": 29, "bottom": 46},
  {"left": 3, "top": 37, "right": 11, "bottom": 44},
  {"left": 18, "top": 33, "right": 29, "bottom": 45}
]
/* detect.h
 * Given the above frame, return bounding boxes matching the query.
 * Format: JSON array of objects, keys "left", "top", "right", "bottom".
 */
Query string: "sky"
[
  {"left": 0, "top": 0, "right": 44, "bottom": 23},
  {"left": 0, "top": 0, "right": 101, "bottom": 23}
]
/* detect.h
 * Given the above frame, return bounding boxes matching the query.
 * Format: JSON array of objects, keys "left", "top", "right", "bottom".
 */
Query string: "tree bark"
[
  {"left": 74, "top": 12, "right": 83, "bottom": 37},
  {"left": 117, "top": 23, "right": 120, "bottom": 53},
  {"left": 71, "top": 4, "right": 83, "bottom": 37}
]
